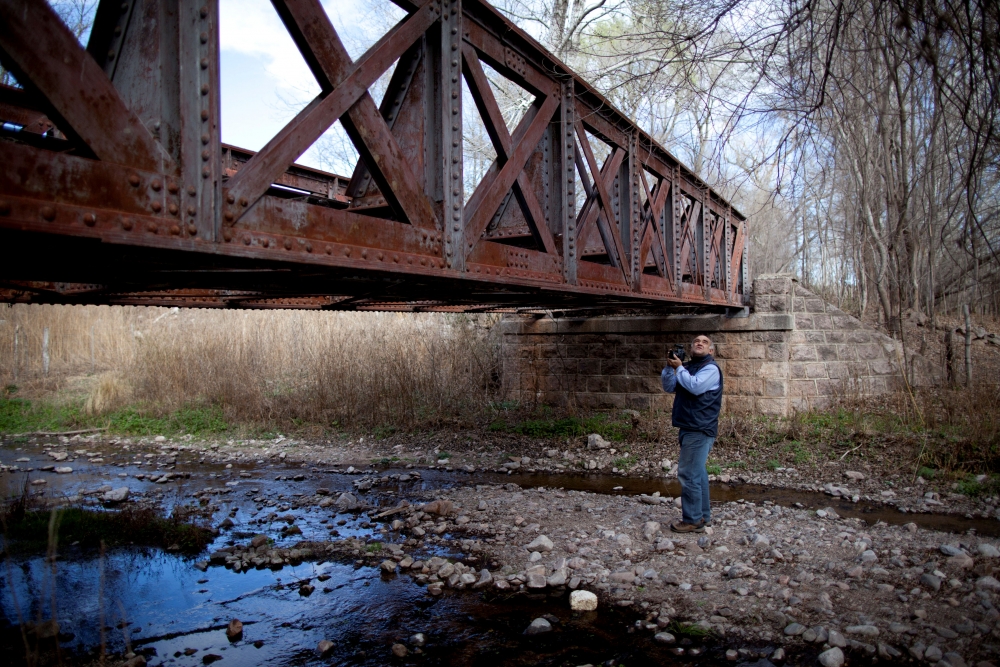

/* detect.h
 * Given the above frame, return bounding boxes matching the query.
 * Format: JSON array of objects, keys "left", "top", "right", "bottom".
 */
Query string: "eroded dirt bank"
[{"left": 2, "top": 431, "right": 999, "bottom": 667}]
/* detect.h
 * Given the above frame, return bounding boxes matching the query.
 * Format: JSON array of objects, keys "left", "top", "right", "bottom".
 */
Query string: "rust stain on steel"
[{"left": 0, "top": 0, "right": 748, "bottom": 314}]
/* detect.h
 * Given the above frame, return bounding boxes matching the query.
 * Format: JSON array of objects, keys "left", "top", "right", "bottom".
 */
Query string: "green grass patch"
[
  {"left": 667, "top": 620, "right": 712, "bottom": 638},
  {"left": 0, "top": 398, "right": 229, "bottom": 437},
  {"left": 705, "top": 462, "right": 722, "bottom": 475},
  {"left": 613, "top": 455, "right": 637, "bottom": 470},
  {"left": 366, "top": 542, "right": 382, "bottom": 553},
  {"left": 491, "top": 412, "right": 633, "bottom": 441},
  {"left": 436, "top": 451, "right": 452, "bottom": 459},
  {"left": 767, "top": 459, "right": 782, "bottom": 470},
  {"left": 917, "top": 466, "right": 937, "bottom": 479},
  {"left": 1, "top": 506, "right": 214, "bottom": 554}
]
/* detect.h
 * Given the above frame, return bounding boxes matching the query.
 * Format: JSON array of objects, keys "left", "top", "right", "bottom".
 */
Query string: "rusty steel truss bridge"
[{"left": 0, "top": 0, "right": 747, "bottom": 313}]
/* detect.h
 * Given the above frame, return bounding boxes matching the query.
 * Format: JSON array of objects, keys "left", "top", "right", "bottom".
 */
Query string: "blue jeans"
[{"left": 677, "top": 429, "right": 714, "bottom": 524}]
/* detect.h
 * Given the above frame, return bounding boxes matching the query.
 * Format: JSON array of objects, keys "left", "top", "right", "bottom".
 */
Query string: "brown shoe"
[{"left": 670, "top": 519, "right": 705, "bottom": 533}]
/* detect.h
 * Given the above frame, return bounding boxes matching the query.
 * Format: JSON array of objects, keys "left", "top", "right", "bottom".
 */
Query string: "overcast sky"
[{"left": 218, "top": 0, "right": 405, "bottom": 171}]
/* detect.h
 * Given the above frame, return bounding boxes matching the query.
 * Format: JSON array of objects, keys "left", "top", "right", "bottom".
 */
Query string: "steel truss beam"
[{"left": 0, "top": 0, "right": 747, "bottom": 313}]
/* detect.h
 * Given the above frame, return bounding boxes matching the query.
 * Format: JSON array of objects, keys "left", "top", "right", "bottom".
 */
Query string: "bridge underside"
[{"left": 0, "top": 0, "right": 748, "bottom": 314}]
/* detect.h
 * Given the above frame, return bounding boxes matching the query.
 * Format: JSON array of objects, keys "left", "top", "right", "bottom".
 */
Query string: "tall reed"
[{"left": 0, "top": 304, "right": 502, "bottom": 427}]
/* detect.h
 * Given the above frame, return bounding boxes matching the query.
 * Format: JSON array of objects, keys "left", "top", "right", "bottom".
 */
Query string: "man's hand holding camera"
[{"left": 666, "top": 344, "right": 686, "bottom": 369}]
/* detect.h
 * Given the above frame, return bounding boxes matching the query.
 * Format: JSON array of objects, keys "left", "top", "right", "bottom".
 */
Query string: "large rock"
[
  {"left": 524, "top": 618, "right": 552, "bottom": 636},
  {"left": 570, "top": 590, "right": 598, "bottom": 611},
  {"left": 526, "top": 535, "right": 553, "bottom": 552},
  {"left": 976, "top": 576, "right": 1000, "bottom": 591},
  {"left": 336, "top": 492, "right": 360, "bottom": 511},
  {"left": 226, "top": 619, "right": 243, "bottom": 641},
  {"left": 587, "top": 434, "right": 609, "bottom": 449},
  {"left": 642, "top": 521, "right": 661, "bottom": 541},
  {"left": 54, "top": 466, "right": 73, "bottom": 474},
  {"left": 423, "top": 499, "right": 454, "bottom": 515},
  {"left": 818, "top": 647, "right": 845, "bottom": 667},
  {"left": 102, "top": 487, "right": 129, "bottom": 503},
  {"left": 473, "top": 569, "right": 493, "bottom": 589},
  {"left": 977, "top": 544, "right": 1000, "bottom": 558}
]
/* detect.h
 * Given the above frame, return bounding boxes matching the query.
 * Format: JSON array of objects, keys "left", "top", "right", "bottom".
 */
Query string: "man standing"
[{"left": 661, "top": 335, "right": 723, "bottom": 533}]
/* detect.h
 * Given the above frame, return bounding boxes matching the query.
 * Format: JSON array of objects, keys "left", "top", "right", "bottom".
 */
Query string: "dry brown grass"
[{"left": 0, "top": 304, "right": 502, "bottom": 428}]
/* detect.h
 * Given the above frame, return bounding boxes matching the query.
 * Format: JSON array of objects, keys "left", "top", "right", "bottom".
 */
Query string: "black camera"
[{"left": 669, "top": 344, "right": 686, "bottom": 362}]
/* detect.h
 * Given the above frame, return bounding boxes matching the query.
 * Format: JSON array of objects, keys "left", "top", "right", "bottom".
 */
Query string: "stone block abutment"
[{"left": 500, "top": 274, "right": 906, "bottom": 416}]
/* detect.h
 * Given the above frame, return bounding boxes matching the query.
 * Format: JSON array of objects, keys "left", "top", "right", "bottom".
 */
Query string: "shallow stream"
[{"left": 0, "top": 443, "right": 994, "bottom": 665}]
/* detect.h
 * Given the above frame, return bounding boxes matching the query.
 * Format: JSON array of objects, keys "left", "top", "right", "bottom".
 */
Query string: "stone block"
[
  {"left": 629, "top": 359, "right": 663, "bottom": 376},
  {"left": 816, "top": 345, "right": 839, "bottom": 361},
  {"left": 806, "top": 363, "right": 828, "bottom": 379},
  {"left": 835, "top": 345, "right": 857, "bottom": 361},
  {"left": 639, "top": 344, "right": 664, "bottom": 359},
  {"left": 857, "top": 344, "right": 883, "bottom": 359},
  {"left": 804, "top": 331, "right": 826, "bottom": 343},
  {"left": 826, "top": 363, "right": 849, "bottom": 380},
  {"left": 790, "top": 379, "right": 817, "bottom": 397},
  {"left": 789, "top": 331, "right": 809, "bottom": 344},
  {"left": 813, "top": 314, "right": 834, "bottom": 330},
  {"left": 805, "top": 298, "right": 827, "bottom": 313},
  {"left": 790, "top": 345, "right": 818, "bottom": 361},
  {"left": 602, "top": 358, "right": 627, "bottom": 375},
  {"left": 575, "top": 393, "right": 607, "bottom": 410},
  {"left": 759, "top": 361, "right": 788, "bottom": 379},
  {"left": 724, "top": 396, "right": 754, "bottom": 414},
  {"left": 616, "top": 344, "right": 640, "bottom": 359},
  {"left": 789, "top": 397, "right": 812, "bottom": 412},
  {"left": 825, "top": 330, "right": 846, "bottom": 343},
  {"left": 756, "top": 398, "right": 788, "bottom": 416},
  {"left": 832, "top": 315, "right": 860, "bottom": 330},
  {"left": 713, "top": 344, "right": 738, "bottom": 359},
  {"left": 604, "top": 393, "right": 627, "bottom": 408},
  {"left": 753, "top": 275, "right": 793, "bottom": 295},
  {"left": 764, "top": 378, "right": 788, "bottom": 397},
  {"left": 745, "top": 344, "right": 767, "bottom": 359},
  {"left": 759, "top": 331, "right": 789, "bottom": 342},
  {"left": 795, "top": 314, "right": 814, "bottom": 329},
  {"left": 814, "top": 379, "right": 841, "bottom": 396},
  {"left": 791, "top": 363, "right": 809, "bottom": 379},
  {"left": 578, "top": 359, "right": 601, "bottom": 375},
  {"left": 565, "top": 344, "right": 590, "bottom": 358},
  {"left": 792, "top": 297, "right": 806, "bottom": 312},
  {"left": 726, "top": 360, "right": 754, "bottom": 377},
  {"left": 588, "top": 344, "right": 616, "bottom": 359},
  {"left": 766, "top": 343, "right": 788, "bottom": 361},
  {"left": 626, "top": 394, "right": 651, "bottom": 410},
  {"left": 538, "top": 344, "right": 560, "bottom": 358},
  {"left": 869, "top": 359, "right": 897, "bottom": 375},
  {"left": 586, "top": 376, "right": 608, "bottom": 393},
  {"left": 609, "top": 376, "right": 630, "bottom": 393}
]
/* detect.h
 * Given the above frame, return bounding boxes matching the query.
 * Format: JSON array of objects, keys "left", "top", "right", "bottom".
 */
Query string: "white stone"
[
  {"left": 570, "top": 590, "right": 598, "bottom": 611},
  {"left": 54, "top": 466, "right": 73, "bottom": 474},
  {"left": 977, "top": 544, "right": 1000, "bottom": 558},
  {"left": 525, "top": 535, "right": 553, "bottom": 552},
  {"left": 818, "top": 647, "right": 844, "bottom": 667},
  {"left": 103, "top": 487, "right": 129, "bottom": 503}
]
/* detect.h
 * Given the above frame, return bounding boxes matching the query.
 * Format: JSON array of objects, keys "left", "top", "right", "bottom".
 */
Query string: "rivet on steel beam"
[
  {"left": 202, "top": 167, "right": 210, "bottom": 178},
  {"left": 147, "top": 222, "right": 157, "bottom": 233},
  {"left": 283, "top": 238, "right": 292, "bottom": 250},
  {"left": 187, "top": 206, "right": 196, "bottom": 217},
  {"left": 201, "top": 149, "right": 210, "bottom": 161},
  {"left": 122, "top": 219, "right": 133, "bottom": 230},
  {"left": 377, "top": 252, "right": 384, "bottom": 260},
  {"left": 393, "top": 255, "right": 399, "bottom": 263},
  {"left": 305, "top": 243, "right": 312, "bottom": 253},
  {"left": 226, "top": 193, "right": 235, "bottom": 204},
  {"left": 107, "top": 50, "right": 116, "bottom": 60},
  {"left": 188, "top": 186, "right": 197, "bottom": 197},
  {"left": 83, "top": 213, "right": 96, "bottom": 227},
  {"left": 0, "top": 201, "right": 10, "bottom": 215},
  {"left": 261, "top": 238, "right": 269, "bottom": 248},
  {"left": 151, "top": 201, "right": 162, "bottom": 213},
  {"left": 224, "top": 211, "right": 234, "bottom": 223},
  {"left": 150, "top": 178, "right": 162, "bottom": 191},
  {"left": 128, "top": 173, "right": 141, "bottom": 186},
  {"left": 168, "top": 181, "right": 179, "bottom": 194},
  {"left": 239, "top": 198, "right": 248, "bottom": 207},
  {"left": 201, "top": 133, "right": 210, "bottom": 145},
  {"left": 200, "top": 32, "right": 208, "bottom": 44},
  {"left": 222, "top": 229, "right": 232, "bottom": 242},
  {"left": 188, "top": 224, "right": 198, "bottom": 236},
  {"left": 326, "top": 245, "right": 334, "bottom": 255},
  {"left": 40, "top": 206, "right": 56, "bottom": 221},
  {"left": 168, "top": 203, "right": 179, "bottom": 215},
  {"left": 200, "top": 58, "right": 209, "bottom": 70},
  {"left": 201, "top": 109, "right": 209, "bottom": 121},
  {"left": 243, "top": 235, "right": 251, "bottom": 245},
  {"left": 170, "top": 225, "right": 181, "bottom": 235},
  {"left": 201, "top": 83, "right": 209, "bottom": 96},
  {"left": 199, "top": 5, "right": 208, "bottom": 18},
  {"left": 361, "top": 250, "right": 368, "bottom": 259}
]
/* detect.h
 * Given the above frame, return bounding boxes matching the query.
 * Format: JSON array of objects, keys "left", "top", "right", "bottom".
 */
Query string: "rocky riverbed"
[{"left": 2, "top": 430, "right": 999, "bottom": 667}]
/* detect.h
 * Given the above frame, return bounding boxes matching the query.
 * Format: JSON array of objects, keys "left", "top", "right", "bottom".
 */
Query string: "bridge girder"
[{"left": 0, "top": 0, "right": 748, "bottom": 313}]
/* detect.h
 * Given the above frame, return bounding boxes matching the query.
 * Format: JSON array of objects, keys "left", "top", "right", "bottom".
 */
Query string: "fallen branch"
[
  {"left": 839, "top": 444, "right": 862, "bottom": 460},
  {"left": 5, "top": 427, "right": 107, "bottom": 438}
]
